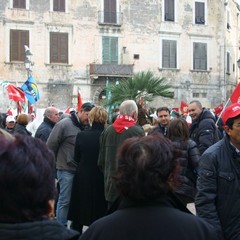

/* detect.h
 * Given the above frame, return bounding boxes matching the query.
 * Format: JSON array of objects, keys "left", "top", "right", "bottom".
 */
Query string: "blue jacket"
[
  {"left": 189, "top": 108, "right": 219, "bottom": 155},
  {"left": 196, "top": 136, "right": 240, "bottom": 240}
]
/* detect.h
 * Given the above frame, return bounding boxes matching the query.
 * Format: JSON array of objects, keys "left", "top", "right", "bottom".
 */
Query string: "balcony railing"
[
  {"left": 98, "top": 11, "right": 123, "bottom": 26},
  {"left": 90, "top": 63, "right": 133, "bottom": 77}
]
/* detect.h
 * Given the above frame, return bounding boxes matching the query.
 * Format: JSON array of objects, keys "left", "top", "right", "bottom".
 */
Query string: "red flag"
[
  {"left": 77, "top": 88, "right": 83, "bottom": 111},
  {"left": 214, "top": 103, "right": 224, "bottom": 116},
  {"left": 172, "top": 107, "right": 179, "bottom": 112},
  {"left": 7, "top": 84, "right": 26, "bottom": 103},
  {"left": 64, "top": 107, "right": 71, "bottom": 114},
  {"left": 180, "top": 101, "right": 188, "bottom": 114},
  {"left": 230, "top": 83, "right": 240, "bottom": 103},
  {"left": 7, "top": 108, "right": 13, "bottom": 116}
]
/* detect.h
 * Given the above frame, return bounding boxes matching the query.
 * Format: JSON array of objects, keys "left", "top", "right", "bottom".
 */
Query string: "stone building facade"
[{"left": 0, "top": 0, "right": 239, "bottom": 111}]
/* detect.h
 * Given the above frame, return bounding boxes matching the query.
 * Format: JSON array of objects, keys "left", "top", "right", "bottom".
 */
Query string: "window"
[
  {"left": 53, "top": 0, "right": 65, "bottom": 12},
  {"left": 104, "top": 0, "right": 117, "bottom": 23},
  {"left": 50, "top": 32, "right": 68, "bottom": 64},
  {"left": 13, "top": 0, "right": 26, "bottom": 9},
  {"left": 10, "top": 30, "right": 29, "bottom": 61},
  {"left": 195, "top": 2, "right": 205, "bottom": 24},
  {"left": 193, "top": 42, "right": 207, "bottom": 70},
  {"left": 227, "top": 10, "right": 231, "bottom": 29},
  {"left": 162, "top": 40, "right": 176, "bottom": 68},
  {"left": 193, "top": 93, "right": 200, "bottom": 98},
  {"left": 102, "top": 36, "right": 118, "bottom": 64},
  {"left": 226, "top": 52, "right": 230, "bottom": 74},
  {"left": 164, "top": 0, "right": 174, "bottom": 21},
  {"left": 201, "top": 93, "right": 207, "bottom": 98}
]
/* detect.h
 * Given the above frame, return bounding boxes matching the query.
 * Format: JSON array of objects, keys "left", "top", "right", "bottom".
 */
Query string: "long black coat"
[
  {"left": 79, "top": 196, "right": 218, "bottom": 240},
  {"left": 68, "top": 123, "right": 107, "bottom": 226}
]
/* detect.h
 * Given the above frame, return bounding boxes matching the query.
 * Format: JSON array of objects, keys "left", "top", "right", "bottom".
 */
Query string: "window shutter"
[
  {"left": 13, "top": 0, "right": 26, "bottom": 9},
  {"left": 162, "top": 40, "right": 170, "bottom": 67},
  {"left": 111, "top": 37, "right": 118, "bottom": 64},
  {"left": 53, "top": 0, "right": 65, "bottom": 12},
  {"left": 104, "top": 0, "right": 117, "bottom": 23},
  {"left": 102, "top": 37, "right": 110, "bottom": 63},
  {"left": 165, "top": 0, "right": 174, "bottom": 21},
  {"left": 50, "top": 32, "right": 68, "bottom": 63},
  {"left": 60, "top": 33, "right": 68, "bottom": 63},
  {"left": 162, "top": 40, "right": 176, "bottom": 68},
  {"left": 227, "top": 52, "right": 230, "bottom": 73},
  {"left": 102, "top": 36, "right": 118, "bottom": 64},
  {"left": 195, "top": 2, "right": 205, "bottom": 24},
  {"left": 10, "top": 30, "right": 29, "bottom": 61},
  {"left": 193, "top": 42, "right": 207, "bottom": 70}
]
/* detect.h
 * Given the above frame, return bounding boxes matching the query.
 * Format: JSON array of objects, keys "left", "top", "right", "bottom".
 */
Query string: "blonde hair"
[{"left": 89, "top": 107, "right": 108, "bottom": 126}]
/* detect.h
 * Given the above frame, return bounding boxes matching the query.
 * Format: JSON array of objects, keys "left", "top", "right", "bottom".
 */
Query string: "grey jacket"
[{"left": 47, "top": 115, "right": 83, "bottom": 172}]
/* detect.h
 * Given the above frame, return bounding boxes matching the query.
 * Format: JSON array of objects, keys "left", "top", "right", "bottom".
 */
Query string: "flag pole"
[{"left": 216, "top": 98, "right": 230, "bottom": 125}]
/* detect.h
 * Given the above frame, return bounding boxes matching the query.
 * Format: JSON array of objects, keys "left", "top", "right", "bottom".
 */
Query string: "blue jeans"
[{"left": 56, "top": 170, "right": 74, "bottom": 226}]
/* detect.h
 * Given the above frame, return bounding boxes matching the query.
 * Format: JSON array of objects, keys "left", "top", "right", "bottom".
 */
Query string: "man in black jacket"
[
  {"left": 35, "top": 106, "right": 60, "bottom": 142},
  {"left": 188, "top": 100, "right": 219, "bottom": 155},
  {"left": 196, "top": 103, "right": 240, "bottom": 240}
]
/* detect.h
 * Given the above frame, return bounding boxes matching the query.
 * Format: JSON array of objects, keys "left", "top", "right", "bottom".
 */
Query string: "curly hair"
[
  {"left": 0, "top": 135, "right": 56, "bottom": 223},
  {"left": 114, "top": 132, "right": 179, "bottom": 202}
]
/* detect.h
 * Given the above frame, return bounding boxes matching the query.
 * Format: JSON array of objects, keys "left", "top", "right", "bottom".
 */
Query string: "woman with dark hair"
[
  {"left": 0, "top": 135, "right": 80, "bottom": 240},
  {"left": 68, "top": 107, "right": 108, "bottom": 234},
  {"left": 168, "top": 118, "right": 200, "bottom": 205},
  {"left": 79, "top": 133, "right": 217, "bottom": 240}
]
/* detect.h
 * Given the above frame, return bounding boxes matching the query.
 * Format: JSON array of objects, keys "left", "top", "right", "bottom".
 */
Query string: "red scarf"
[{"left": 113, "top": 114, "right": 136, "bottom": 133}]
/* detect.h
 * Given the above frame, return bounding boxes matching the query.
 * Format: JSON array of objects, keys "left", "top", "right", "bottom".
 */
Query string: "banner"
[
  {"left": 230, "top": 83, "right": 240, "bottom": 103},
  {"left": 21, "top": 76, "right": 40, "bottom": 104},
  {"left": 7, "top": 84, "right": 26, "bottom": 103},
  {"left": 180, "top": 101, "right": 188, "bottom": 114}
]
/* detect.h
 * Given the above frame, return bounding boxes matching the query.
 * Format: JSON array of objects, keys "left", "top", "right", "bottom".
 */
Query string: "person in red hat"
[{"left": 195, "top": 103, "right": 240, "bottom": 240}]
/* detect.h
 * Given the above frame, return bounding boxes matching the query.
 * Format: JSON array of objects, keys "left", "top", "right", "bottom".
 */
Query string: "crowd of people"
[{"left": 0, "top": 99, "right": 239, "bottom": 240}]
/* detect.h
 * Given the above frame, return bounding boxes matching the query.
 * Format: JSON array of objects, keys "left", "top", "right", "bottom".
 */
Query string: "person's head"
[
  {"left": 156, "top": 107, "right": 171, "bottom": 127},
  {"left": 168, "top": 118, "right": 189, "bottom": 141},
  {"left": 114, "top": 133, "right": 179, "bottom": 202},
  {"left": 77, "top": 102, "right": 95, "bottom": 125},
  {"left": 188, "top": 100, "right": 203, "bottom": 120},
  {"left": 44, "top": 107, "right": 59, "bottom": 124},
  {"left": 16, "top": 114, "right": 30, "bottom": 126},
  {"left": 222, "top": 103, "right": 240, "bottom": 147},
  {"left": 0, "top": 135, "right": 56, "bottom": 223},
  {"left": 88, "top": 106, "right": 108, "bottom": 127},
  {"left": 5, "top": 115, "right": 16, "bottom": 129},
  {"left": 0, "top": 129, "right": 15, "bottom": 141},
  {"left": 119, "top": 100, "right": 138, "bottom": 121}
]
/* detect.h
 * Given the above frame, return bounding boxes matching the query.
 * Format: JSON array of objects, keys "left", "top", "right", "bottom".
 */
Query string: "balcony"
[
  {"left": 98, "top": 11, "right": 123, "bottom": 26},
  {"left": 89, "top": 63, "right": 133, "bottom": 77}
]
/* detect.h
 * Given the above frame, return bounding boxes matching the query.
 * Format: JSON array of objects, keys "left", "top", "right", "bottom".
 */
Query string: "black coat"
[
  {"left": 189, "top": 108, "right": 219, "bottom": 155},
  {"left": 79, "top": 196, "right": 218, "bottom": 240},
  {"left": 14, "top": 123, "right": 32, "bottom": 136},
  {"left": 196, "top": 136, "right": 240, "bottom": 240},
  {"left": 68, "top": 123, "right": 107, "bottom": 226},
  {"left": 171, "top": 139, "right": 200, "bottom": 204},
  {"left": 35, "top": 117, "right": 55, "bottom": 142},
  {"left": 0, "top": 219, "right": 79, "bottom": 240}
]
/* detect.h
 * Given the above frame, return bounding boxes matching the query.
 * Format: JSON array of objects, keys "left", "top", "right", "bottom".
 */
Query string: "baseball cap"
[
  {"left": 6, "top": 115, "right": 16, "bottom": 123},
  {"left": 222, "top": 103, "right": 240, "bottom": 124},
  {"left": 81, "top": 102, "right": 95, "bottom": 111}
]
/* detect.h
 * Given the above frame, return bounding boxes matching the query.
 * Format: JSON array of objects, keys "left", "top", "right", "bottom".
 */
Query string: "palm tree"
[{"left": 103, "top": 70, "right": 174, "bottom": 107}]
